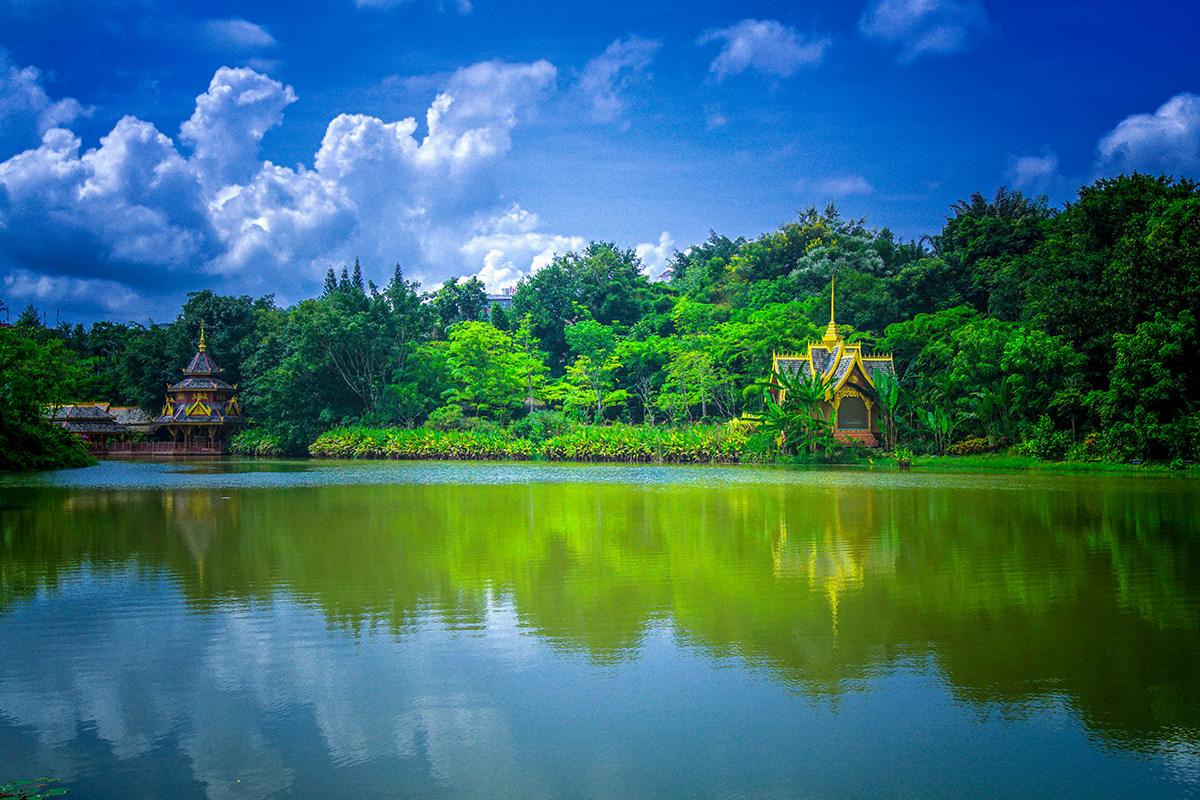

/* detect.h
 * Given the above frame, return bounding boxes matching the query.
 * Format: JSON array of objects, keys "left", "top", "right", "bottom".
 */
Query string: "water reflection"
[{"left": 0, "top": 466, "right": 1198, "bottom": 798}]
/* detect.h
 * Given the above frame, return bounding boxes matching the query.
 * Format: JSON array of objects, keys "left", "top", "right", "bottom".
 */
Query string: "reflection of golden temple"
[
  {"left": 769, "top": 276, "right": 896, "bottom": 447},
  {"left": 162, "top": 491, "right": 239, "bottom": 591},
  {"left": 771, "top": 486, "right": 898, "bottom": 639}
]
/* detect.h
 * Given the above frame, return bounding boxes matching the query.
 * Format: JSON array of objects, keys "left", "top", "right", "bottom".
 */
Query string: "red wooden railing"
[{"left": 91, "top": 441, "right": 227, "bottom": 455}]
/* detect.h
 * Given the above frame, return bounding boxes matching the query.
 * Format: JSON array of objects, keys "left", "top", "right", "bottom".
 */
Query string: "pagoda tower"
[{"left": 155, "top": 324, "right": 245, "bottom": 450}]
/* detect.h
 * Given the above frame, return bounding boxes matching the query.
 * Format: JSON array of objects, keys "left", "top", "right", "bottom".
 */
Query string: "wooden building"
[
  {"left": 47, "top": 404, "right": 130, "bottom": 447},
  {"left": 154, "top": 325, "right": 245, "bottom": 449},
  {"left": 770, "top": 279, "right": 896, "bottom": 447}
]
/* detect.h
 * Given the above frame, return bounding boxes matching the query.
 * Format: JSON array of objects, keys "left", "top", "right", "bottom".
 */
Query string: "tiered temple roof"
[
  {"left": 771, "top": 277, "right": 895, "bottom": 392},
  {"left": 155, "top": 324, "right": 244, "bottom": 430},
  {"left": 768, "top": 277, "right": 896, "bottom": 447},
  {"left": 47, "top": 404, "right": 129, "bottom": 437}
]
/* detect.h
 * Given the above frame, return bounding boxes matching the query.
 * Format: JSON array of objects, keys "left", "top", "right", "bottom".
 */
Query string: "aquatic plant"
[{"left": 0, "top": 778, "right": 68, "bottom": 799}]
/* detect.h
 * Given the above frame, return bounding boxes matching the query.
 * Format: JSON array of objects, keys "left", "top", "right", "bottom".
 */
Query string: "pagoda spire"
[
  {"left": 822, "top": 273, "right": 840, "bottom": 345},
  {"left": 198, "top": 321, "right": 207, "bottom": 352}
]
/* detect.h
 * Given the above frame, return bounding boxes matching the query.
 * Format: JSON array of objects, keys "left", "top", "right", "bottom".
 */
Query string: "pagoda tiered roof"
[
  {"left": 154, "top": 323, "right": 244, "bottom": 428},
  {"left": 773, "top": 340, "right": 896, "bottom": 391},
  {"left": 771, "top": 276, "right": 895, "bottom": 392},
  {"left": 185, "top": 349, "right": 220, "bottom": 375},
  {"left": 169, "top": 374, "right": 235, "bottom": 392}
]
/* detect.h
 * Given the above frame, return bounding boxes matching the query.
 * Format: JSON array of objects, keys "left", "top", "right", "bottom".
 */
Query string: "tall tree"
[
  {"left": 443, "top": 321, "right": 526, "bottom": 419},
  {"left": 431, "top": 277, "right": 487, "bottom": 338}
]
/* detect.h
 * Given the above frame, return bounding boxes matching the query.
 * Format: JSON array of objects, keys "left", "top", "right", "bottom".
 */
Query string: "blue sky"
[{"left": 1, "top": 0, "right": 1197, "bottom": 322}]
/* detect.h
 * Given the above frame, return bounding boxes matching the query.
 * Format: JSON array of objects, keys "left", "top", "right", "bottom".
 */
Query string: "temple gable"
[{"left": 769, "top": 277, "right": 896, "bottom": 447}]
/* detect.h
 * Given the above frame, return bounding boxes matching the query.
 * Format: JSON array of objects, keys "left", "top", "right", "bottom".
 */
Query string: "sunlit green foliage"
[
  {"left": 540, "top": 422, "right": 746, "bottom": 462},
  {"left": 309, "top": 425, "right": 536, "bottom": 460},
  {"left": 443, "top": 321, "right": 529, "bottom": 420},
  {"left": 8, "top": 173, "right": 1200, "bottom": 467},
  {"left": 309, "top": 422, "right": 745, "bottom": 463},
  {"left": 229, "top": 428, "right": 285, "bottom": 457}
]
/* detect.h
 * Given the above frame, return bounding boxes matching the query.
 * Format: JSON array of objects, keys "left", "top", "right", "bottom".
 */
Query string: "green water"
[{"left": 1, "top": 460, "right": 1198, "bottom": 798}]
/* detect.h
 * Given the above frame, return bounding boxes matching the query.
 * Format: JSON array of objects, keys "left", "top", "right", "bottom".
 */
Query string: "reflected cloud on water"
[{"left": 1, "top": 463, "right": 1198, "bottom": 798}]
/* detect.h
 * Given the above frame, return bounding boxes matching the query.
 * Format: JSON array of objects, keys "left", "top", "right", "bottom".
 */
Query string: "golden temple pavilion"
[
  {"left": 770, "top": 278, "right": 895, "bottom": 447},
  {"left": 155, "top": 324, "right": 244, "bottom": 449}
]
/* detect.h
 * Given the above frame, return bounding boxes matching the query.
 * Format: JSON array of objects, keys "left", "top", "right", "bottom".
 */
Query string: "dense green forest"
[
  {"left": 0, "top": 322, "right": 94, "bottom": 471},
  {"left": 3, "top": 173, "right": 1198, "bottom": 468}
]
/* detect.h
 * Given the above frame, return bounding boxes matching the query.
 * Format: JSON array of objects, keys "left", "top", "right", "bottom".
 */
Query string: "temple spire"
[
  {"left": 198, "top": 321, "right": 207, "bottom": 352},
  {"left": 822, "top": 273, "right": 840, "bottom": 345}
]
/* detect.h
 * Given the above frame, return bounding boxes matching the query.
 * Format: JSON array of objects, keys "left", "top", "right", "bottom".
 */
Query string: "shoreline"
[{"left": 290, "top": 451, "right": 1199, "bottom": 476}]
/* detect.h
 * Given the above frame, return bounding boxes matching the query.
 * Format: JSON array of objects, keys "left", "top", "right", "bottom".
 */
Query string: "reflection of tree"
[{"left": 1, "top": 475, "right": 1197, "bottom": 754}]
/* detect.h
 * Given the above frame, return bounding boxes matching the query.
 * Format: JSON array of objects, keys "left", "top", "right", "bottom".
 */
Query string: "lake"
[{"left": 1, "top": 460, "right": 1198, "bottom": 799}]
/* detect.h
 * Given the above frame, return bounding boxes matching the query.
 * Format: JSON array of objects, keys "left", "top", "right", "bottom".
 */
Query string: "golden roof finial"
[
  {"left": 822, "top": 272, "right": 840, "bottom": 345},
  {"left": 198, "top": 321, "right": 207, "bottom": 352}
]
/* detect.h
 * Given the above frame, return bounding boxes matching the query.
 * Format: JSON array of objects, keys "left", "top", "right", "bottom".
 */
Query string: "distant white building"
[{"left": 487, "top": 286, "right": 516, "bottom": 309}]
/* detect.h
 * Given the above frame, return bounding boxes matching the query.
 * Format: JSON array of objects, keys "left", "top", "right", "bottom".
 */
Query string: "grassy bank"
[
  {"left": 912, "top": 453, "right": 1199, "bottom": 475},
  {"left": 309, "top": 423, "right": 748, "bottom": 464}
]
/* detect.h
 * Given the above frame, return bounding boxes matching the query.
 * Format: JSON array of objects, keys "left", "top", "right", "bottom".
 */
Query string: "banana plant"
[
  {"left": 918, "top": 406, "right": 958, "bottom": 455},
  {"left": 970, "top": 377, "right": 1014, "bottom": 444},
  {"left": 873, "top": 369, "right": 902, "bottom": 451},
  {"left": 757, "top": 367, "right": 837, "bottom": 456}
]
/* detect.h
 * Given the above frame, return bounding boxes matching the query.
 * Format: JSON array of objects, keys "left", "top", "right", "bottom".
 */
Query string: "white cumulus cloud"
[
  {"left": 1001, "top": 93, "right": 1200, "bottom": 200},
  {"left": 577, "top": 36, "right": 660, "bottom": 125},
  {"left": 0, "top": 60, "right": 564, "bottom": 319},
  {"left": 410, "top": 60, "right": 556, "bottom": 169},
  {"left": 635, "top": 231, "right": 674, "bottom": 280},
  {"left": 698, "top": 19, "right": 829, "bottom": 81},
  {"left": 0, "top": 52, "right": 90, "bottom": 156},
  {"left": 461, "top": 205, "right": 585, "bottom": 292},
  {"left": 181, "top": 67, "right": 297, "bottom": 191},
  {"left": 1095, "top": 93, "right": 1200, "bottom": 178},
  {"left": 0, "top": 121, "right": 215, "bottom": 287},
  {"left": 859, "top": 0, "right": 989, "bottom": 63}
]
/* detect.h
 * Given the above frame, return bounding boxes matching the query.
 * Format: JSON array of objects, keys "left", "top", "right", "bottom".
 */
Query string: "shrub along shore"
[
  {"left": 300, "top": 423, "right": 750, "bottom": 464},
  {"left": 294, "top": 426, "right": 1197, "bottom": 472},
  {"left": 229, "top": 421, "right": 1198, "bottom": 472}
]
